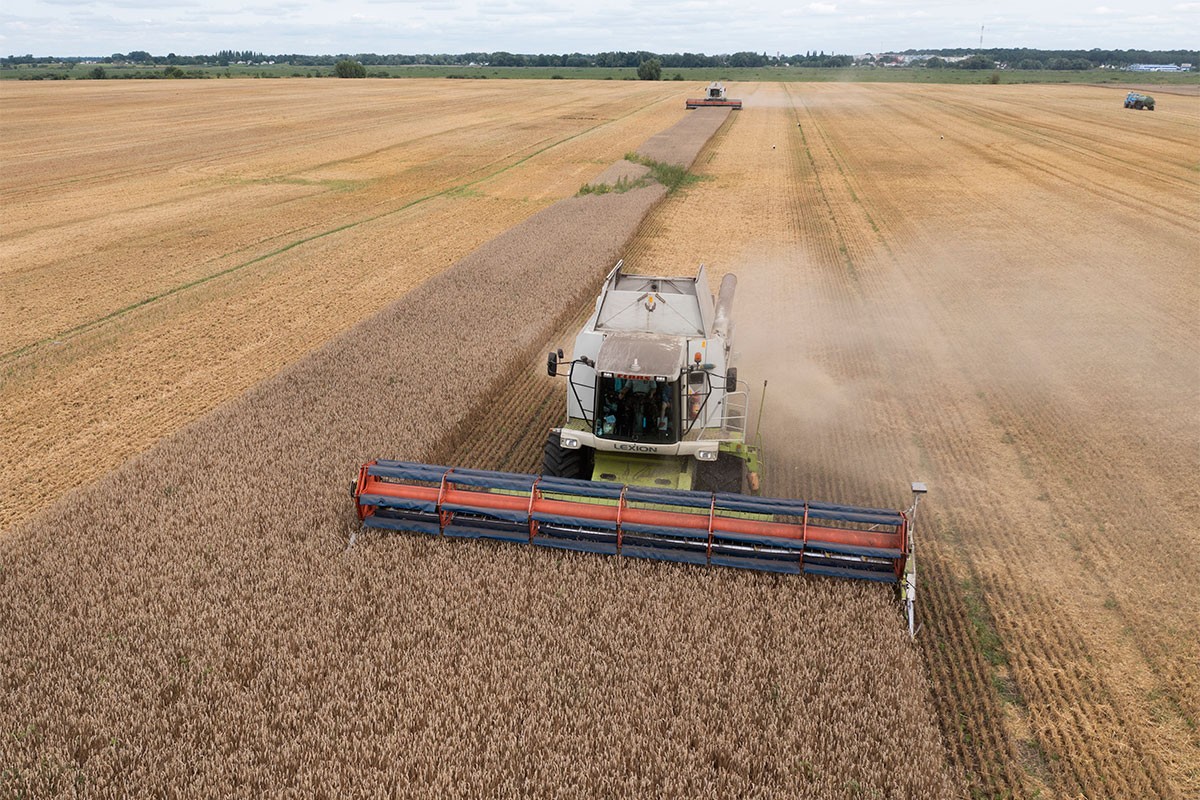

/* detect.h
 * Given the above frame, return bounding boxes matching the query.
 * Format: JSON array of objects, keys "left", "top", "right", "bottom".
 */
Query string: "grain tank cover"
[
  {"left": 592, "top": 262, "right": 714, "bottom": 337},
  {"left": 596, "top": 332, "right": 686, "bottom": 378}
]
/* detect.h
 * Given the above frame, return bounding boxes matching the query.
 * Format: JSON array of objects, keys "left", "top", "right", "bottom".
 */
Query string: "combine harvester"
[
  {"left": 686, "top": 82, "right": 742, "bottom": 110},
  {"left": 353, "top": 263, "right": 927, "bottom": 634}
]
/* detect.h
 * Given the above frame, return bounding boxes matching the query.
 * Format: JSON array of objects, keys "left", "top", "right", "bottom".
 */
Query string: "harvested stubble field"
[
  {"left": 2, "top": 79, "right": 1198, "bottom": 798},
  {"left": 0, "top": 78, "right": 685, "bottom": 530}
]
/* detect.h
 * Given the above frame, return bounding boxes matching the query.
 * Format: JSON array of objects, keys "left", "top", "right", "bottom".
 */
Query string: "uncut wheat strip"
[{"left": 636, "top": 107, "right": 731, "bottom": 166}]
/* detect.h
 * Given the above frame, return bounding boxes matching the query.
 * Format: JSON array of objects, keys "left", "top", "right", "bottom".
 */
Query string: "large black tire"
[
  {"left": 542, "top": 431, "right": 593, "bottom": 480},
  {"left": 693, "top": 453, "right": 745, "bottom": 494}
]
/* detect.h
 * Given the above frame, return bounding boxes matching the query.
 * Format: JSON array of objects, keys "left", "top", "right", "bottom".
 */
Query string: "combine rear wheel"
[{"left": 542, "top": 431, "right": 593, "bottom": 480}]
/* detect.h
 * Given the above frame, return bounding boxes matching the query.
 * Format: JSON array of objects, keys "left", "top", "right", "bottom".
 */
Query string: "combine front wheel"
[
  {"left": 542, "top": 431, "right": 593, "bottom": 480},
  {"left": 694, "top": 453, "right": 744, "bottom": 493}
]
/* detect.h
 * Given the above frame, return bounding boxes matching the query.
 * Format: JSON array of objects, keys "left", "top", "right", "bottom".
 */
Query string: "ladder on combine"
[{"left": 353, "top": 461, "right": 927, "bottom": 634}]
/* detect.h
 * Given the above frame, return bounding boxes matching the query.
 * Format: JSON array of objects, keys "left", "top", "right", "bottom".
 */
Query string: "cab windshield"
[{"left": 594, "top": 375, "right": 679, "bottom": 444}]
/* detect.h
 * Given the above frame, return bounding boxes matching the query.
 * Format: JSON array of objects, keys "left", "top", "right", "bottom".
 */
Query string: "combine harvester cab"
[
  {"left": 353, "top": 262, "right": 927, "bottom": 635},
  {"left": 686, "top": 82, "right": 742, "bottom": 110},
  {"left": 543, "top": 261, "right": 757, "bottom": 493}
]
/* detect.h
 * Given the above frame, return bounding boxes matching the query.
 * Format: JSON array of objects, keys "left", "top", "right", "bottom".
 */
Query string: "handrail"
[{"left": 722, "top": 389, "right": 750, "bottom": 434}]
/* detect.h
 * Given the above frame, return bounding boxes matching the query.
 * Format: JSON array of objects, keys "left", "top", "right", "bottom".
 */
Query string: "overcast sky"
[{"left": 3, "top": 0, "right": 1197, "bottom": 57}]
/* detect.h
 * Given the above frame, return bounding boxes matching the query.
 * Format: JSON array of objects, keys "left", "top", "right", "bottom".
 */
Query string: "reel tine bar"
[{"left": 355, "top": 460, "right": 908, "bottom": 582}]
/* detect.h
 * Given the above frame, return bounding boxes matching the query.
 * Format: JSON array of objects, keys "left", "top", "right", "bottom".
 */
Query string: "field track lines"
[
  {"left": 856, "top": 101, "right": 1197, "bottom": 348},
  {"left": 786, "top": 87, "right": 895, "bottom": 264},
  {"left": 981, "top": 391, "right": 1200, "bottom": 768},
  {"left": 771, "top": 82, "right": 1200, "bottom": 797},
  {"left": 0, "top": 86, "right": 659, "bottom": 201},
  {"left": 917, "top": 287, "right": 1195, "bottom": 794},
  {"left": 930, "top": 96, "right": 1198, "bottom": 233},
  {"left": 2, "top": 112, "right": 574, "bottom": 242},
  {"left": 875, "top": 328, "right": 1044, "bottom": 796},
  {"left": 785, "top": 86, "right": 874, "bottom": 296},
  {"left": 955, "top": 90, "right": 1199, "bottom": 164},
  {"left": 1, "top": 93, "right": 673, "bottom": 365},
  {"left": 991, "top": 573, "right": 1180, "bottom": 798},
  {"left": 921, "top": 546, "right": 1036, "bottom": 795},
  {"left": 902, "top": 269, "right": 1192, "bottom": 795}
]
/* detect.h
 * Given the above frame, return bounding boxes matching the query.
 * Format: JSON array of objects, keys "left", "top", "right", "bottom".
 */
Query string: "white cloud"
[{"left": 2, "top": 0, "right": 1197, "bottom": 56}]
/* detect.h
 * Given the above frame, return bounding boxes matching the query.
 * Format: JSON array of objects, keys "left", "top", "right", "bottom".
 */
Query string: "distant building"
[{"left": 1125, "top": 63, "right": 1187, "bottom": 72}]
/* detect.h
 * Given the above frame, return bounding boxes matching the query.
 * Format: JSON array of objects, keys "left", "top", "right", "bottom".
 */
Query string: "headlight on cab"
[
  {"left": 560, "top": 435, "right": 581, "bottom": 450},
  {"left": 697, "top": 449, "right": 718, "bottom": 462}
]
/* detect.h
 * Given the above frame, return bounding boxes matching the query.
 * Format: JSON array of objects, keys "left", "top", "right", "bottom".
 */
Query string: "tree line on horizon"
[{"left": 3, "top": 47, "right": 1196, "bottom": 70}]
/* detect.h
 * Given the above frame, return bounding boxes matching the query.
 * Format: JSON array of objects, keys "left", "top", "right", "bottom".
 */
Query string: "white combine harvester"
[
  {"left": 543, "top": 261, "right": 755, "bottom": 492},
  {"left": 686, "top": 82, "right": 742, "bottom": 109},
  {"left": 353, "top": 262, "right": 928, "bottom": 635}
]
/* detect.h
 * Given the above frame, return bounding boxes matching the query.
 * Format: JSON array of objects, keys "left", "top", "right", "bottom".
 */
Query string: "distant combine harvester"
[{"left": 686, "top": 82, "right": 742, "bottom": 110}]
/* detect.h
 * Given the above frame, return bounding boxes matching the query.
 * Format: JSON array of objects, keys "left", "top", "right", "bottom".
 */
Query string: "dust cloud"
[
  {"left": 725, "top": 244, "right": 936, "bottom": 503},
  {"left": 727, "top": 224, "right": 1198, "bottom": 509}
]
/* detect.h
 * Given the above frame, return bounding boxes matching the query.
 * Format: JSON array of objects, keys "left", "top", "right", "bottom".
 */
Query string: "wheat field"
[{"left": 4, "top": 78, "right": 1197, "bottom": 798}]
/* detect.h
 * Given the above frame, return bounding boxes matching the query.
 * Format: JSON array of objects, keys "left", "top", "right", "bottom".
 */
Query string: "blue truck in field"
[{"left": 1124, "top": 92, "right": 1156, "bottom": 111}]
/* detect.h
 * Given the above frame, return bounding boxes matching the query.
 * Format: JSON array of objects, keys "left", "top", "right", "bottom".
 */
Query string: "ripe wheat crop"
[{"left": 1, "top": 107, "right": 960, "bottom": 798}]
